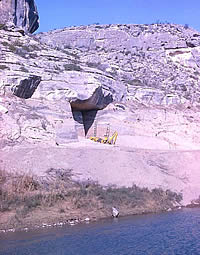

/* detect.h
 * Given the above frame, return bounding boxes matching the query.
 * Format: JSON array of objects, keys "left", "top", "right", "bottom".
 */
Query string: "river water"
[{"left": 0, "top": 208, "right": 200, "bottom": 255}]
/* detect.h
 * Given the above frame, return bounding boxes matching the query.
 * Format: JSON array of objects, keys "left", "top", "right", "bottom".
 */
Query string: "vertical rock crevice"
[{"left": 14, "top": 0, "right": 18, "bottom": 25}]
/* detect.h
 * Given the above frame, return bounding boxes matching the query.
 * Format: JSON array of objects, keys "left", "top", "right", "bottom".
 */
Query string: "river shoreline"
[
  {"left": 2, "top": 208, "right": 200, "bottom": 255},
  {"left": 1, "top": 168, "right": 198, "bottom": 234},
  {"left": 1, "top": 202, "right": 199, "bottom": 234},
  {"left": 0, "top": 204, "right": 190, "bottom": 234}
]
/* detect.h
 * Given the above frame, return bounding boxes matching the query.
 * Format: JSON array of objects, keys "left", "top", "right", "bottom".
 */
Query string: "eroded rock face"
[
  {"left": 2, "top": 23, "right": 200, "bottom": 205},
  {"left": 70, "top": 87, "right": 113, "bottom": 111},
  {"left": 0, "top": 0, "right": 39, "bottom": 33},
  {"left": 0, "top": 93, "right": 78, "bottom": 148},
  {"left": 0, "top": 26, "right": 120, "bottom": 146},
  {"left": 36, "top": 24, "right": 200, "bottom": 107},
  {"left": 12, "top": 75, "right": 41, "bottom": 99},
  {"left": 2, "top": 23, "right": 200, "bottom": 148}
]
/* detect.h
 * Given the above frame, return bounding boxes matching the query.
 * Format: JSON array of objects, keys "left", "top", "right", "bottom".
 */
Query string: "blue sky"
[{"left": 35, "top": 0, "right": 200, "bottom": 33}]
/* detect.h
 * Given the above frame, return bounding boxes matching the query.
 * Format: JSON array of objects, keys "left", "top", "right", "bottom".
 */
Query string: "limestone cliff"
[
  {"left": 1, "top": 20, "right": 200, "bottom": 205},
  {"left": 36, "top": 23, "right": 200, "bottom": 106}
]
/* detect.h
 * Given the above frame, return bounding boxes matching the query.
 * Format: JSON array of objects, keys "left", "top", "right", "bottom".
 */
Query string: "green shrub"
[
  {"left": 86, "top": 61, "right": 101, "bottom": 68},
  {"left": 24, "top": 194, "right": 42, "bottom": 209},
  {"left": 8, "top": 44, "right": 17, "bottom": 53},
  {"left": 0, "top": 65, "right": 9, "bottom": 70},
  {"left": 0, "top": 24, "right": 5, "bottom": 30},
  {"left": 0, "top": 168, "right": 183, "bottom": 220},
  {"left": 2, "top": 41, "right": 9, "bottom": 47},
  {"left": 184, "top": 24, "right": 189, "bottom": 29},
  {"left": 63, "top": 63, "right": 82, "bottom": 71}
]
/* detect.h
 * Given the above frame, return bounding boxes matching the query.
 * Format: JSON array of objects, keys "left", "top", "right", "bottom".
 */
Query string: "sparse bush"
[
  {"left": 95, "top": 25, "right": 103, "bottom": 29},
  {"left": 8, "top": 44, "right": 17, "bottom": 53},
  {"left": 126, "top": 79, "right": 142, "bottom": 85},
  {"left": 63, "top": 45, "right": 72, "bottom": 50},
  {"left": 29, "top": 45, "right": 41, "bottom": 51},
  {"left": 0, "top": 170, "right": 6, "bottom": 184},
  {"left": 62, "top": 49, "right": 80, "bottom": 59},
  {"left": 29, "top": 53, "right": 38, "bottom": 59},
  {"left": 106, "top": 24, "right": 112, "bottom": 28},
  {"left": 125, "top": 50, "right": 131, "bottom": 56},
  {"left": 59, "top": 208, "right": 65, "bottom": 213},
  {"left": 63, "top": 63, "right": 82, "bottom": 71},
  {"left": 2, "top": 41, "right": 9, "bottom": 47},
  {"left": 0, "top": 24, "right": 5, "bottom": 30},
  {"left": 86, "top": 61, "right": 107, "bottom": 71},
  {"left": 4, "top": 40, "right": 40, "bottom": 58},
  {"left": 0, "top": 65, "right": 9, "bottom": 70},
  {"left": 24, "top": 194, "right": 42, "bottom": 209},
  {"left": 194, "top": 71, "right": 200, "bottom": 76},
  {"left": 0, "top": 168, "right": 183, "bottom": 227},
  {"left": 184, "top": 24, "right": 189, "bottom": 29},
  {"left": 11, "top": 174, "right": 40, "bottom": 193},
  {"left": 86, "top": 61, "right": 101, "bottom": 68}
]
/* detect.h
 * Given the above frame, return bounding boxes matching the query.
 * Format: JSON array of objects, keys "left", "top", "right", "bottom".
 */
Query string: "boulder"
[
  {"left": 12, "top": 76, "right": 41, "bottom": 99},
  {"left": 112, "top": 207, "right": 119, "bottom": 217},
  {"left": 0, "top": 0, "right": 39, "bottom": 33}
]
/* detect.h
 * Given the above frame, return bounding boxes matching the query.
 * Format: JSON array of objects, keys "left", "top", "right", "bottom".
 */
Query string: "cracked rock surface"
[{"left": 1, "top": 21, "right": 200, "bottom": 205}]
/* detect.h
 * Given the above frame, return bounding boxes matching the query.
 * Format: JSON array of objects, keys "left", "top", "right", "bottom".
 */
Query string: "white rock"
[
  {"left": 0, "top": 105, "right": 8, "bottom": 114},
  {"left": 112, "top": 207, "right": 119, "bottom": 217}
]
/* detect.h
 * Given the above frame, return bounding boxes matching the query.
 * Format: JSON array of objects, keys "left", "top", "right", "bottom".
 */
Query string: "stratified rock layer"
[
  {"left": 36, "top": 24, "right": 200, "bottom": 106},
  {"left": 0, "top": 0, "right": 39, "bottom": 33},
  {"left": 1, "top": 23, "right": 200, "bottom": 205}
]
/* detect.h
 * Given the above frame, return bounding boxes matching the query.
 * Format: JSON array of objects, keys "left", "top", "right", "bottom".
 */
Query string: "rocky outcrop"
[
  {"left": 1, "top": 23, "right": 200, "bottom": 147},
  {"left": 36, "top": 24, "right": 200, "bottom": 107},
  {"left": 0, "top": 25, "right": 123, "bottom": 146},
  {"left": 2, "top": 23, "right": 200, "bottom": 205},
  {"left": 0, "top": 0, "right": 39, "bottom": 33},
  {"left": 12, "top": 75, "right": 41, "bottom": 98}
]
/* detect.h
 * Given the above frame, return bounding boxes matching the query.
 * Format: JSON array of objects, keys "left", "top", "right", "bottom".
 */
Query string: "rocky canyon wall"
[{"left": 1, "top": 2, "right": 200, "bottom": 204}]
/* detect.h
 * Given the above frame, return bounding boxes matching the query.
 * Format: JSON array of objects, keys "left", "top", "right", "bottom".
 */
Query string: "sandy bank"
[{"left": 1, "top": 136, "right": 200, "bottom": 206}]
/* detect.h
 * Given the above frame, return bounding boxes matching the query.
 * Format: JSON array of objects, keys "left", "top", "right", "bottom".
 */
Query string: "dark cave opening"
[{"left": 71, "top": 108, "right": 97, "bottom": 137}]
